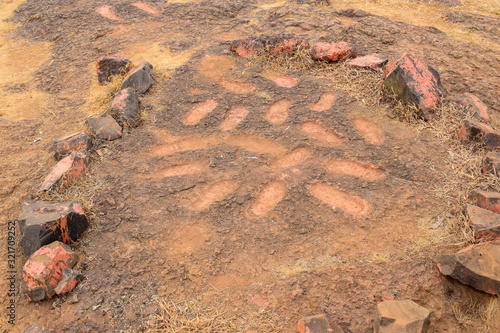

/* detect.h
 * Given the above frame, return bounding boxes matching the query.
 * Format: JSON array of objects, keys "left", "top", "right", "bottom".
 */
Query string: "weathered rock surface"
[
  {"left": 452, "top": 92, "right": 490, "bottom": 124},
  {"left": 437, "top": 240, "right": 500, "bottom": 295},
  {"left": 231, "top": 37, "right": 266, "bottom": 57},
  {"left": 464, "top": 204, "right": 500, "bottom": 240},
  {"left": 347, "top": 53, "right": 388, "bottom": 71},
  {"left": 86, "top": 115, "right": 123, "bottom": 141},
  {"left": 457, "top": 119, "right": 500, "bottom": 150},
  {"left": 96, "top": 55, "right": 132, "bottom": 84},
  {"left": 38, "top": 151, "right": 89, "bottom": 193},
  {"left": 311, "top": 42, "right": 357, "bottom": 62},
  {"left": 22, "top": 241, "right": 78, "bottom": 301},
  {"left": 49, "top": 131, "right": 92, "bottom": 160},
  {"left": 470, "top": 189, "right": 500, "bottom": 214},
  {"left": 55, "top": 268, "right": 84, "bottom": 295},
  {"left": 23, "top": 324, "right": 56, "bottom": 333},
  {"left": 19, "top": 200, "right": 88, "bottom": 256},
  {"left": 121, "top": 61, "right": 154, "bottom": 94},
  {"left": 383, "top": 53, "right": 445, "bottom": 119},
  {"left": 268, "top": 33, "right": 309, "bottom": 54},
  {"left": 297, "top": 314, "right": 344, "bottom": 333},
  {"left": 375, "top": 300, "right": 430, "bottom": 333},
  {"left": 481, "top": 152, "right": 500, "bottom": 176},
  {"left": 109, "top": 87, "right": 141, "bottom": 127}
]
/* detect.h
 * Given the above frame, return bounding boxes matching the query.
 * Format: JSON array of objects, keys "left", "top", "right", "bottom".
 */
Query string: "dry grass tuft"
[
  {"left": 147, "top": 291, "right": 285, "bottom": 332},
  {"left": 81, "top": 73, "right": 125, "bottom": 123},
  {"left": 452, "top": 292, "right": 500, "bottom": 333}
]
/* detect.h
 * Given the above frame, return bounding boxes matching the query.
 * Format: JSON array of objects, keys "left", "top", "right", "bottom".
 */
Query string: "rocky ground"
[{"left": 1, "top": 0, "right": 499, "bottom": 332}]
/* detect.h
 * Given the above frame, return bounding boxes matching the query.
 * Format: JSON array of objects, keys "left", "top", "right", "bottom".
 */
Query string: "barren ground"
[{"left": 1, "top": 0, "right": 499, "bottom": 332}]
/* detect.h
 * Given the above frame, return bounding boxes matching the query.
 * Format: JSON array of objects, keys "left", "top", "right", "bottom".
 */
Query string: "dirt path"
[{"left": 1, "top": 0, "right": 499, "bottom": 332}]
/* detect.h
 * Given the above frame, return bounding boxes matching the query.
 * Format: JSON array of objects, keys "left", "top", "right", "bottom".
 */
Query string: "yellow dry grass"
[
  {"left": 147, "top": 290, "right": 284, "bottom": 332},
  {"left": 0, "top": 0, "right": 52, "bottom": 120}
]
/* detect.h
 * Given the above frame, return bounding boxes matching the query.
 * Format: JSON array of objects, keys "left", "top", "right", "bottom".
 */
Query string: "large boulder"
[
  {"left": 464, "top": 204, "right": 500, "bottom": 240},
  {"left": 383, "top": 53, "right": 445, "bottom": 119},
  {"left": 38, "top": 151, "right": 89, "bottom": 193},
  {"left": 375, "top": 300, "right": 430, "bottom": 333},
  {"left": 49, "top": 131, "right": 92, "bottom": 160},
  {"left": 121, "top": 61, "right": 154, "bottom": 94},
  {"left": 19, "top": 200, "right": 88, "bottom": 256},
  {"left": 96, "top": 55, "right": 132, "bottom": 84},
  {"left": 437, "top": 240, "right": 500, "bottom": 295},
  {"left": 22, "top": 241, "right": 78, "bottom": 301}
]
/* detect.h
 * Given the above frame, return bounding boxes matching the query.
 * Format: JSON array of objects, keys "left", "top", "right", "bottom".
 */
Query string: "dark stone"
[
  {"left": 19, "top": 200, "right": 88, "bottom": 256},
  {"left": 86, "top": 115, "right": 123, "bottom": 141},
  {"left": 109, "top": 87, "right": 141, "bottom": 127},
  {"left": 457, "top": 120, "right": 500, "bottom": 150},
  {"left": 464, "top": 204, "right": 500, "bottom": 240},
  {"left": 49, "top": 131, "right": 92, "bottom": 160},
  {"left": 121, "top": 61, "right": 154, "bottom": 94},
  {"left": 96, "top": 55, "right": 132, "bottom": 85}
]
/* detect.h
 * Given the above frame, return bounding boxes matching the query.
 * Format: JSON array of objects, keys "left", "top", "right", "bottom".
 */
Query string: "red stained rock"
[
  {"left": 38, "top": 151, "right": 89, "bottom": 193},
  {"left": 311, "top": 42, "right": 357, "bottom": 62},
  {"left": 464, "top": 204, "right": 500, "bottom": 240},
  {"left": 297, "top": 314, "right": 344, "bottom": 333},
  {"left": 268, "top": 33, "right": 309, "bottom": 54},
  {"left": 109, "top": 87, "right": 140, "bottom": 127},
  {"left": 96, "top": 56, "right": 131, "bottom": 85},
  {"left": 346, "top": 53, "right": 388, "bottom": 71},
  {"left": 383, "top": 53, "right": 445, "bottom": 119},
  {"left": 19, "top": 200, "right": 88, "bottom": 256},
  {"left": 121, "top": 61, "right": 154, "bottom": 94},
  {"left": 55, "top": 268, "right": 84, "bottom": 295},
  {"left": 375, "top": 300, "right": 430, "bottom": 333},
  {"left": 23, "top": 324, "right": 56, "bottom": 333},
  {"left": 437, "top": 240, "right": 500, "bottom": 295},
  {"left": 471, "top": 189, "right": 500, "bottom": 214},
  {"left": 22, "top": 241, "right": 78, "bottom": 302},
  {"left": 86, "top": 114, "right": 123, "bottom": 141},
  {"left": 452, "top": 92, "right": 490, "bottom": 124},
  {"left": 49, "top": 131, "right": 92, "bottom": 160},
  {"left": 457, "top": 119, "right": 500, "bottom": 150},
  {"left": 482, "top": 152, "right": 500, "bottom": 176},
  {"left": 230, "top": 37, "right": 266, "bottom": 57}
]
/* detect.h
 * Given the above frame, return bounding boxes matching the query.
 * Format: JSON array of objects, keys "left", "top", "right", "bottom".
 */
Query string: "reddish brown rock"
[
  {"left": 19, "top": 200, "right": 88, "bottom": 256},
  {"left": 96, "top": 55, "right": 132, "bottom": 85},
  {"left": 311, "top": 42, "right": 357, "bottom": 62},
  {"left": 470, "top": 189, "right": 500, "bottom": 214},
  {"left": 268, "top": 33, "right": 309, "bottom": 54},
  {"left": 375, "top": 300, "right": 430, "bottom": 333},
  {"left": 23, "top": 324, "right": 56, "bottom": 333},
  {"left": 121, "top": 61, "right": 154, "bottom": 94},
  {"left": 464, "top": 204, "right": 500, "bottom": 240},
  {"left": 86, "top": 115, "right": 123, "bottom": 141},
  {"left": 49, "top": 131, "right": 92, "bottom": 160},
  {"left": 457, "top": 119, "right": 500, "bottom": 150},
  {"left": 437, "top": 240, "right": 500, "bottom": 295},
  {"left": 38, "top": 151, "right": 89, "bottom": 193},
  {"left": 481, "top": 152, "right": 500, "bottom": 176},
  {"left": 55, "top": 268, "right": 84, "bottom": 295},
  {"left": 383, "top": 53, "right": 445, "bottom": 119},
  {"left": 22, "top": 241, "right": 78, "bottom": 301},
  {"left": 230, "top": 37, "right": 266, "bottom": 57},
  {"left": 297, "top": 314, "right": 344, "bottom": 333},
  {"left": 109, "top": 87, "right": 140, "bottom": 127},
  {"left": 346, "top": 53, "right": 388, "bottom": 71},
  {"left": 452, "top": 93, "right": 490, "bottom": 124}
]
